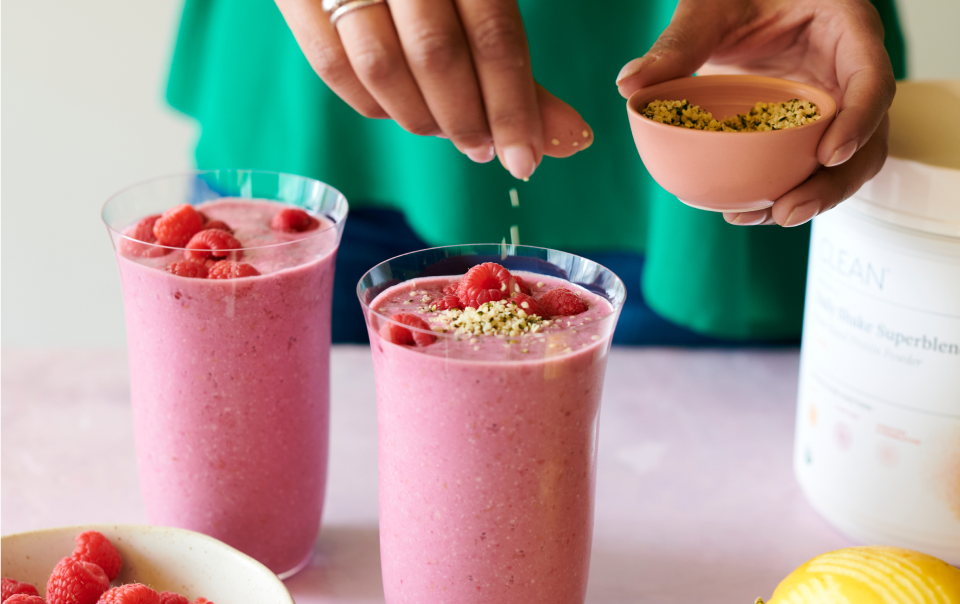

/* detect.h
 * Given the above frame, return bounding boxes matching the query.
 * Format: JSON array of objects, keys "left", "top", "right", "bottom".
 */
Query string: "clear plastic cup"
[
  {"left": 102, "top": 170, "right": 348, "bottom": 577},
  {"left": 357, "top": 245, "right": 625, "bottom": 603}
]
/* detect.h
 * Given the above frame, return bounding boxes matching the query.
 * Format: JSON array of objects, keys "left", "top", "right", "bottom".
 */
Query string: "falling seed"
[
  {"left": 509, "top": 188, "right": 520, "bottom": 207},
  {"left": 510, "top": 225, "right": 520, "bottom": 246}
]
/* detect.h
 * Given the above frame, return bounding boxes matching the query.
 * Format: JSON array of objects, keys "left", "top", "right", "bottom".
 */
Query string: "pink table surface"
[{"left": 1, "top": 346, "right": 852, "bottom": 603}]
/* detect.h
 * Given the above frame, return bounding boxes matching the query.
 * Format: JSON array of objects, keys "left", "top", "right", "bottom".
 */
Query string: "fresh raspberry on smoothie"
[
  {"left": 184, "top": 229, "right": 243, "bottom": 262},
  {"left": 207, "top": 260, "right": 261, "bottom": 279},
  {"left": 539, "top": 287, "right": 588, "bottom": 316},
  {"left": 165, "top": 261, "right": 209, "bottom": 279},
  {"left": 153, "top": 204, "right": 204, "bottom": 248},
  {"left": 382, "top": 313, "right": 436, "bottom": 346},
  {"left": 270, "top": 208, "right": 318, "bottom": 233},
  {"left": 456, "top": 262, "right": 516, "bottom": 309},
  {"left": 132, "top": 215, "right": 161, "bottom": 244},
  {"left": 199, "top": 219, "right": 232, "bottom": 233}
]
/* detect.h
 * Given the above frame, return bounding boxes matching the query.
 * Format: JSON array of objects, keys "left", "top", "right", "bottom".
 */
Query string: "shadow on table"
[
  {"left": 284, "top": 525, "right": 384, "bottom": 602},
  {"left": 588, "top": 546, "right": 787, "bottom": 603}
]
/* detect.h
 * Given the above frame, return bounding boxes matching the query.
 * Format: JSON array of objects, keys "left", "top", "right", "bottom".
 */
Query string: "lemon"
[{"left": 762, "top": 546, "right": 960, "bottom": 604}]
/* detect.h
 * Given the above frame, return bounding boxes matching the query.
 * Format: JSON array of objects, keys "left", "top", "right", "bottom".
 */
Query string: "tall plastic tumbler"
[
  {"left": 102, "top": 171, "right": 348, "bottom": 577},
  {"left": 357, "top": 245, "right": 625, "bottom": 603}
]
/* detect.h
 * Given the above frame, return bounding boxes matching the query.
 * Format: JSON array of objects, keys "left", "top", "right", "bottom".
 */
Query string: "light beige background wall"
[{"left": 2, "top": 0, "right": 958, "bottom": 347}]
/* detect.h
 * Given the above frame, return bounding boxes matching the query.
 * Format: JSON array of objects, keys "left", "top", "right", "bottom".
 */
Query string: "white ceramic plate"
[{"left": 1, "top": 524, "right": 295, "bottom": 603}]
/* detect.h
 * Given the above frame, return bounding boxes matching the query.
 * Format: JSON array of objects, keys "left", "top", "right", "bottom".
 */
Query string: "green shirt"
[{"left": 167, "top": 0, "right": 905, "bottom": 340}]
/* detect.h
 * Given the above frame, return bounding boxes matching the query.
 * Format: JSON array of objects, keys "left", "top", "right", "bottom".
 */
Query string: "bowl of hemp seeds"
[{"left": 626, "top": 75, "right": 837, "bottom": 213}]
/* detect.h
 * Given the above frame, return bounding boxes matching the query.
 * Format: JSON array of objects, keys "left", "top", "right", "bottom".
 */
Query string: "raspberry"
[
  {"left": 72, "top": 531, "right": 122, "bottom": 581},
  {"left": 457, "top": 263, "right": 515, "bottom": 309},
  {"left": 510, "top": 292, "right": 544, "bottom": 317},
  {"left": 165, "top": 261, "right": 209, "bottom": 279},
  {"left": 433, "top": 294, "right": 462, "bottom": 311},
  {"left": 200, "top": 220, "right": 232, "bottom": 233},
  {"left": 207, "top": 261, "right": 261, "bottom": 279},
  {"left": 97, "top": 585, "right": 160, "bottom": 604},
  {"left": 158, "top": 592, "right": 188, "bottom": 604},
  {"left": 270, "top": 208, "right": 318, "bottom": 233},
  {"left": 512, "top": 275, "right": 532, "bottom": 295},
  {"left": 153, "top": 205, "right": 204, "bottom": 248},
  {"left": 184, "top": 229, "right": 243, "bottom": 262},
  {"left": 45, "top": 557, "right": 109, "bottom": 604},
  {"left": 538, "top": 287, "right": 588, "bottom": 316},
  {"left": 132, "top": 215, "right": 161, "bottom": 243},
  {"left": 2, "top": 578, "right": 39, "bottom": 600},
  {"left": 380, "top": 313, "right": 436, "bottom": 346},
  {"left": 442, "top": 281, "right": 460, "bottom": 296},
  {"left": 4, "top": 595, "right": 46, "bottom": 604}
]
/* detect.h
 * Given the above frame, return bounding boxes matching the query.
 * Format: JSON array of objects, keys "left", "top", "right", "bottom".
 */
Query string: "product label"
[{"left": 795, "top": 209, "right": 960, "bottom": 558}]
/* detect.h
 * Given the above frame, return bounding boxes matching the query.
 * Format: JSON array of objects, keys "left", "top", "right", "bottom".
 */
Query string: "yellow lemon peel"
[{"left": 758, "top": 546, "right": 960, "bottom": 604}]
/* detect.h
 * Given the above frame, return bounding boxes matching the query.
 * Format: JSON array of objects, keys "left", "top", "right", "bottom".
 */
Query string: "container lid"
[{"left": 848, "top": 80, "right": 960, "bottom": 238}]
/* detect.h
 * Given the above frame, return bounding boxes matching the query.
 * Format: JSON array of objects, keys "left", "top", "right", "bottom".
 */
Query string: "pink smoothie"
[
  {"left": 115, "top": 199, "right": 340, "bottom": 574},
  {"left": 368, "top": 274, "right": 615, "bottom": 604}
]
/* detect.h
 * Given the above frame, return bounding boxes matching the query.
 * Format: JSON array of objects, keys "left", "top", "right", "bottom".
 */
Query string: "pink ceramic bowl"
[{"left": 626, "top": 75, "right": 837, "bottom": 213}]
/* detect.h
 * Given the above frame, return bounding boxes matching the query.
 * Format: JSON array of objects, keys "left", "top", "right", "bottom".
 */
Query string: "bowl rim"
[
  {"left": 626, "top": 74, "right": 838, "bottom": 135},
  {"left": 1, "top": 523, "right": 296, "bottom": 603}
]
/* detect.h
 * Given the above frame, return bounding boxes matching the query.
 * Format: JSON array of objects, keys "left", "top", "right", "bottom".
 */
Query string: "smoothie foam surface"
[
  {"left": 369, "top": 273, "right": 614, "bottom": 361},
  {"left": 119, "top": 198, "right": 338, "bottom": 275}
]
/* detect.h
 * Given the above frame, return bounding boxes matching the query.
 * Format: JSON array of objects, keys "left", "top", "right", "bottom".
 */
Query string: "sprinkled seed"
[
  {"left": 591, "top": 335, "right": 600, "bottom": 340},
  {"left": 551, "top": 138, "right": 560, "bottom": 145},
  {"left": 536, "top": 282, "right": 545, "bottom": 288},
  {"left": 572, "top": 142, "right": 579, "bottom": 147},
  {"left": 582, "top": 130, "right": 589, "bottom": 138}
]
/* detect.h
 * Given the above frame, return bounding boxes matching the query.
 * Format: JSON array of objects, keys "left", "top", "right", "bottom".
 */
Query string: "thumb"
[{"left": 616, "top": 0, "right": 733, "bottom": 99}]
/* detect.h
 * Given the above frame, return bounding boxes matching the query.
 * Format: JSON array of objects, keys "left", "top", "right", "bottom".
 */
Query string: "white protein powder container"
[{"left": 794, "top": 80, "right": 960, "bottom": 564}]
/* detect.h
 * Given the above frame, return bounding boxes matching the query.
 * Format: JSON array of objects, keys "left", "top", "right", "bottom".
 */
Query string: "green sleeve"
[{"left": 166, "top": 0, "right": 907, "bottom": 342}]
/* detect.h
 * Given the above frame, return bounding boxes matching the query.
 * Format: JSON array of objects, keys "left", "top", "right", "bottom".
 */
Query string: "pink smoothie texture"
[
  {"left": 368, "top": 274, "right": 614, "bottom": 604},
  {"left": 116, "top": 199, "right": 339, "bottom": 573}
]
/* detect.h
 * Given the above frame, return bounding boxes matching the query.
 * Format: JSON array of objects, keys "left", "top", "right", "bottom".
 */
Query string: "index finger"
[
  {"left": 817, "top": 4, "right": 896, "bottom": 167},
  {"left": 454, "top": 0, "right": 542, "bottom": 180}
]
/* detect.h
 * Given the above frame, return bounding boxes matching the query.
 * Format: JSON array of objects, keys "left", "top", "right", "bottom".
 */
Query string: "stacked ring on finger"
[{"left": 322, "top": 0, "right": 386, "bottom": 26}]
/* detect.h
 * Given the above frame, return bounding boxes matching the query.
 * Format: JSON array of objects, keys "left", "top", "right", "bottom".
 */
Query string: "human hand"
[
  {"left": 616, "top": 0, "right": 896, "bottom": 227},
  {"left": 275, "top": 0, "right": 594, "bottom": 181}
]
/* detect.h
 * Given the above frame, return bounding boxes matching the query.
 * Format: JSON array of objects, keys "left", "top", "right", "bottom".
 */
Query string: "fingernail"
[
  {"left": 826, "top": 139, "right": 857, "bottom": 167},
  {"left": 464, "top": 144, "right": 495, "bottom": 163},
  {"left": 501, "top": 145, "right": 537, "bottom": 180},
  {"left": 616, "top": 55, "right": 655, "bottom": 86},
  {"left": 730, "top": 212, "right": 766, "bottom": 226},
  {"left": 783, "top": 200, "right": 820, "bottom": 227}
]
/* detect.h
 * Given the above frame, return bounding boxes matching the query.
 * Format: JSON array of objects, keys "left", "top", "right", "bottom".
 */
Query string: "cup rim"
[
  {"left": 626, "top": 74, "right": 838, "bottom": 135},
  {"left": 356, "top": 243, "right": 627, "bottom": 342},
  {"left": 101, "top": 169, "right": 349, "bottom": 253}
]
